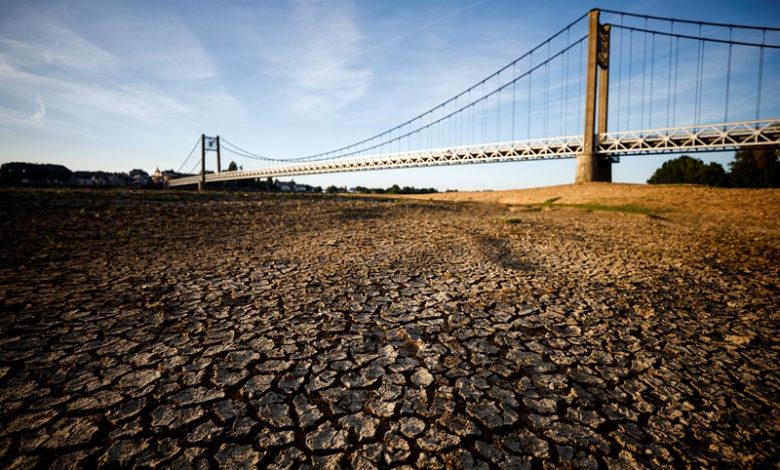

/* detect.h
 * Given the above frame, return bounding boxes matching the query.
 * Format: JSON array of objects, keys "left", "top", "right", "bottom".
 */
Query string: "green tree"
[
  {"left": 227, "top": 161, "right": 238, "bottom": 172},
  {"left": 728, "top": 146, "right": 780, "bottom": 188},
  {"left": 386, "top": 184, "right": 402, "bottom": 194},
  {"left": 0, "top": 162, "right": 72, "bottom": 186},
  {"left": 647, "top": 156, "right": 727, "bottom": 186}
]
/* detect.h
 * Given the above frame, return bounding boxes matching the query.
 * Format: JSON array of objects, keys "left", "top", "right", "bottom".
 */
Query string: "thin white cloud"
[
  {"left": 0, "top": 9, "right": 247, "bottom": 133},
  {"left": 31, "top": 95, "right": 46, "bottom": 121},
  {"left": 252, "top": 0, "right": 373, "bottom": 114},
  {"left": 0, "top": 17, "right": 120, "bottom": 74},
  {"left": 96, "top": 11, "right": 217, "bottom": 81}
]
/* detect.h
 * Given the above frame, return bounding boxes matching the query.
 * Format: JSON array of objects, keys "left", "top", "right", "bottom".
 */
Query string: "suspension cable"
[
  {"left": 288, "top": 12, "right": 589, "bottom": 161},
  {"left": 187, "top": 158, "right": 201, "bottom": 175},
  {"left": 600, "top": 9, "right": 780, "bottom": 32},
  {"left": 177, "top": 136, "right": 202, "bottom": 173},
  {"left": 308, "top": 36, "right": 588, "bottom": 161},
  {"left": 610, "top": 25, "right": 780, "bottom": 49}
]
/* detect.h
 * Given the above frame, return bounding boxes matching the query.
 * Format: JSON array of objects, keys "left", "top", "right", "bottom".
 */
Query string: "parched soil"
[
  {"left": 0, "top": 186, "right": 777, "bottom": 468},
  {"left": 396, "top": 182, "right": 780, "bottom": 235}
]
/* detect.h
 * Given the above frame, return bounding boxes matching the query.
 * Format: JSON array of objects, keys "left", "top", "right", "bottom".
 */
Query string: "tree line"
[{"left": 648, "top": 146, "right": 780, "bottom": 187}]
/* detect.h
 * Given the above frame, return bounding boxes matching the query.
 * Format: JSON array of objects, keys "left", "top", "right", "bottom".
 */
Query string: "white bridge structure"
[{"left": 169, "top": 10, "right": 780, "bottom": 189}]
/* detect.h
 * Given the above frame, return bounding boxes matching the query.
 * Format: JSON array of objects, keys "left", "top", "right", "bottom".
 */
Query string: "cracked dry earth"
[{"left": 0, "top": 188, "right": 778, "bottom": 469}]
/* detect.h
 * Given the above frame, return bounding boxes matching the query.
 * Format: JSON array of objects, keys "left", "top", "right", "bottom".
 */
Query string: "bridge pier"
[{"left": 576, "top": 9, "right": 612, "bottom": 183}]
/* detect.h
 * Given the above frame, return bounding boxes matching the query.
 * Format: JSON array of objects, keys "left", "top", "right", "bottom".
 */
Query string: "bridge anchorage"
[{"left": 170, "top": 8, "right": 780, "bottom": 189}]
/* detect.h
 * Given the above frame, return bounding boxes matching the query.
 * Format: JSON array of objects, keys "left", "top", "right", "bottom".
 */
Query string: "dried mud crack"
[{"left": 0, "top": 188, "right": 778, "bottom": 468}]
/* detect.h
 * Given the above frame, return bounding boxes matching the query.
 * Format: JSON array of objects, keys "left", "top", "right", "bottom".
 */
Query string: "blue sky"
[{"left": 0, "top": 0, "right": 778, "bottom": 190}]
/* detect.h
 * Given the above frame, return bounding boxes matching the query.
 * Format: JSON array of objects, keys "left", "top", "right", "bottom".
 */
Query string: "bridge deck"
[{"left": 168, "top": 120, "right": 780, "bottom": 187}]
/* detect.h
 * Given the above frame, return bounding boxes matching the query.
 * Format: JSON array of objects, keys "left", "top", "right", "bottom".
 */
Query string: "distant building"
[{"left": 274, "top": 179, "right": 314, "bottom": 192}]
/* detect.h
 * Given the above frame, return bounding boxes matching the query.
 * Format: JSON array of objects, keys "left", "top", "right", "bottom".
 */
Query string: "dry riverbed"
[{"left": 0, "top": 186, "right": 777, "bottom": 468}]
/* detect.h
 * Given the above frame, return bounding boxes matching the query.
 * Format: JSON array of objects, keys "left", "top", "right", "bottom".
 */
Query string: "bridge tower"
[
  {"left": 197, "top": 134, "right": 222, "bottom": 191},
  {"left": 576, "top": 8, "right": 612, "bottom": 183}
]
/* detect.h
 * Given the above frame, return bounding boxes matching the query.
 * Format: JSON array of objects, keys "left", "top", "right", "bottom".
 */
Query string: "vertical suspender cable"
[
  {"left": 756, "top": 29, "right": 766, "bottom": 121},
  {"left": 627, "top": 29, "right": 633, "bottom": 130},
  {"left": 544, "top": 61, "right": 549, "bottom": 138},
  {"left": 468, "top": 90, "right": 472, "bottom": 144},
  {"left": 528, "top": 52, "right": 533, "bottom": 139},
  {"left": 649, "top": 32, "right": 656, "bottom": 128},
  {"left": 512, "top": 63, "right": 517, "bottom": 141},
  {"left": 544, "top": 41, "right": 551, "bottom": 138},
  {"left": 694, "top": 24, "right": 703, "bottom": 127},
  {"left": 616, "top": 14, "right": 624, "bottom": 131},
  {"left": 453, "top": 96, "right": 458, "bottom": 147},
  {"left": 672, "top": 36, "right": 679, "bottom": 126},
  {"left": 666, "top": 21, "right": 674, "bottom": 128},
  {"left": 482, "top": 81, "right": 487, "bottom": 142},
  {"left": 724, "top": 27, "right": 733, "bottom": 123},
  {"left": 497, "top": 74, "right": 501, "bottom": 141},
  {"left": 564, "top": 28, "right": 571, "bottom": 135},
  {"left": 641, "top": 19, "right": 648, "bottom": 129},
  {"left": 578, "top": 40, "right": 583, "bottom": 133},
  {"left": 696, "top": 41, "right": 706, "bottom": 123}
]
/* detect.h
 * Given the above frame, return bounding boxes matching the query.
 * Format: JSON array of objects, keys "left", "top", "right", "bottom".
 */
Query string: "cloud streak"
[
  {"left": 32, "top": 95, "right": 45, "bottom": 121},
  {"left": 0, "top": 9, "right": 246, "bottom": 135},
  {"left": 247, "top": 0, "right": 373, "bottom": 115}
]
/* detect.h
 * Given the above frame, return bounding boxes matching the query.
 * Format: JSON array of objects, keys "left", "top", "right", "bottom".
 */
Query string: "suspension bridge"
[{"left": 169, "top": 9, "right": 780, "bottom": 189}]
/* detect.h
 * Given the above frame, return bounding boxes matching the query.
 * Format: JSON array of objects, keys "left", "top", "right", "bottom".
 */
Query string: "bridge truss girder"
[
  {"left": 598, "top": 120, "right": 780, "bottom": 155},
  {"left": 167, "top": 120, "right": 780, "bottom": 187}
]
